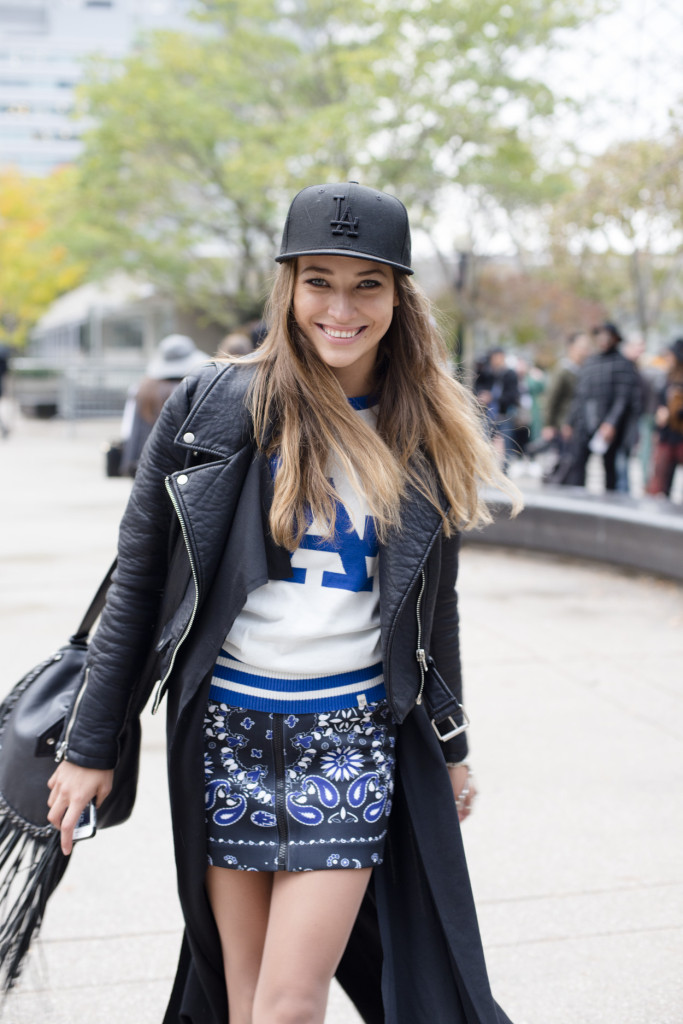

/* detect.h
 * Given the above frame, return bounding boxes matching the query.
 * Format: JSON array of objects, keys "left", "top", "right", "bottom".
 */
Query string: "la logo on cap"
[{"left": 330, "top": 194, "right": 359, "bottom": 238}]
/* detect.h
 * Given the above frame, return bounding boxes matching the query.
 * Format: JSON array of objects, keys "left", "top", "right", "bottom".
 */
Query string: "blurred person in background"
[
  {"left": 513, "top": 357, "right": 546, "bottom": 456},
  {"left": 646, "top": 337, "right": 683, "bottom": 498},
  {"left": 615, "top": 338, "right": 647, "bottom": 493},
  {"left": 630, "top": 343, "right": 666, "bottom": 488},
  {"left": 120, "top": 334, "right": 207, "bottom": 477},
  {"left": 474, "top": 346, "right": 520, "bottom": 471},
  {"left": 250, "top": 319, "right": 269, "bottom": 348},
  {"left": 0, "top": 342, "right": 11, "bottom": 438},
  {"left": 217, "top": 332, "right": 254, "bottom": 358},
  {"left": 565, "top": 322, "right": 640, "bottom": 491},
  {"left": 539, "top": 332, "right": 592, "bottom": 484}
]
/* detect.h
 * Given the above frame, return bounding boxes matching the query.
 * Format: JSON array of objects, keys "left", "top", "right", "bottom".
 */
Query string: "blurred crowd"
[
  {"left": 4, "top": 313, "right": 682, "bottom": 504},
  {"left": 473, "top": 323, "right": 683, "bottom": 500},
  {"left": 126, "top": 318, "right": 683, "bottom": 501}
]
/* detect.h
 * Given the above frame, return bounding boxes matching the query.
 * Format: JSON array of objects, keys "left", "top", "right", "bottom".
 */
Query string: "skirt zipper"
[
  {"left": 273, "top": 715, "right": 289, "bottom": 870},
  {"left": 151, "top": 477, "right": 200, "bottom": 714}
]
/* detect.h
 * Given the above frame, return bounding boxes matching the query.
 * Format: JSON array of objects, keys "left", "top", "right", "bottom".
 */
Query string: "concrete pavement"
[{"left": 1, "top": 415, "right": 682, "bottom": 1024}]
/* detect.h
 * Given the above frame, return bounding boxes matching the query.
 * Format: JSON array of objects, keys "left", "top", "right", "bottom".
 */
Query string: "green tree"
[
  {"left": 0, "top": 169, "right": 85, "bottom": 347},
  {"left": 549, "top": 133, "right": 683, "bottom": 340},
  {"left": 65, "top": 0, "right": 600, "bottom": 326}
]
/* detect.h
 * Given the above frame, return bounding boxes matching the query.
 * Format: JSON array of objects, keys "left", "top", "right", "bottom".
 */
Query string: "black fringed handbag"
[{"left": 0, "top": 560, "right": 140, "bottom": 991}]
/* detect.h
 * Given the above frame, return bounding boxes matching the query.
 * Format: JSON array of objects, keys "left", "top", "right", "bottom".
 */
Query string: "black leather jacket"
[{"left": 63, "top": 363, "right": 468, "bottom": 770}]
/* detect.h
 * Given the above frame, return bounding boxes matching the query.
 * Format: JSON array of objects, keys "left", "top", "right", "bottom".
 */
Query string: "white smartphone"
[{"left": 73, "top": 801, "right": 97, "bottom": 842}]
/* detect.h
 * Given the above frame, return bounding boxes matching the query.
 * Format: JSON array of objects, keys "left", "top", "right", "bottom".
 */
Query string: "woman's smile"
[{"left": 317, "top": 324, "right": 367, "bottom": 342}]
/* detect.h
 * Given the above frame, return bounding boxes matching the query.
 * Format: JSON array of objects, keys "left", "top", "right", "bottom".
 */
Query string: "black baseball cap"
[{"left": 276, "top": 182, "right": 413, "bottom": 275}]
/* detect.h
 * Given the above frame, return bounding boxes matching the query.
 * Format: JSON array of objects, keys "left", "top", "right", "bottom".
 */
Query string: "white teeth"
[{"left": 323, "top": 326, "right": 362, "bottom": 339}]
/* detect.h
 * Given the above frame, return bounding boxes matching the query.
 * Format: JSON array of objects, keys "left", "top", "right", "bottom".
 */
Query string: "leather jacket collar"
[{"left": 175, "top": 362, "right": 256, "bottom": 460}]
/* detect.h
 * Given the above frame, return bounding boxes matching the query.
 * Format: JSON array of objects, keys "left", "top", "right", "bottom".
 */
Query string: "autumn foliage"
[{"left": 0, "top": 168, "right": 85, "bottom": 347}]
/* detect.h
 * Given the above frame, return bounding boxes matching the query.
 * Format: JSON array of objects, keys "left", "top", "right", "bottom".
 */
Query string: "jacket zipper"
[
  {"left": 273, "top": 715, "right": 289, "bottom": 870},
  {"left": 384, "top": 519, "right": 443, "bottom": 709},
  {"left": 55, "top": 667, "right": 90, "bottom": 763},
  {"left": 151, "top": 477, "right": 200, "bottom": 714},
  {"left": 415, "top": 567, "right": 428, "bottom": 705}
]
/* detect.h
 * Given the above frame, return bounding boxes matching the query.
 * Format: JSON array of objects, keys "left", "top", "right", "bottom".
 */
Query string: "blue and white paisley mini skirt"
[{"left": 203, "top": 700, "right": 397, "bottom": 871}]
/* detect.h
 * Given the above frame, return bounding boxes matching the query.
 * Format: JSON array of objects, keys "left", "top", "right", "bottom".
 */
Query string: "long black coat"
[{"left": 64, "top": 363, "right": 513, "bottom": 1024}]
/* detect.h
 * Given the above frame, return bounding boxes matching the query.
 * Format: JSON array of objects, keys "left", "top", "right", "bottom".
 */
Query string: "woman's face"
[{"left": 292, "top": 254, "right": 398, "bottom": 396}]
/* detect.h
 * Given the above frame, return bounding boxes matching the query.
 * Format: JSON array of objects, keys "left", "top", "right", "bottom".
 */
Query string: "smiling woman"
[{"left": 46, "top": 180, "right": 520, "bottom": 1024}]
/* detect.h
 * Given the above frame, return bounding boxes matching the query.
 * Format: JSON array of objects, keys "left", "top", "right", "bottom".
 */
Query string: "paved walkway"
[{"left": 1, "top": 416, "right": 682, "bottom": 1024}]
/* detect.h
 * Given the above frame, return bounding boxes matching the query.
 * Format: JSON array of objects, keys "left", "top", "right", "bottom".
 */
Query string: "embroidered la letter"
[{"left": 331, "top": 195, "right": 359, "bottom": 237}]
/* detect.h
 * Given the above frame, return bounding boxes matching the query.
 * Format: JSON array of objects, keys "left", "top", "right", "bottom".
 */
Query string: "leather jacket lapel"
[{"left": 166, "top": 446, "right": 254, "bottom": 597}]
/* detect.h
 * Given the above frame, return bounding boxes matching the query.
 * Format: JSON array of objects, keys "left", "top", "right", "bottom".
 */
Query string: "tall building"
[{"left": 0, "top": 0, "right": 193, "bottom": 175}]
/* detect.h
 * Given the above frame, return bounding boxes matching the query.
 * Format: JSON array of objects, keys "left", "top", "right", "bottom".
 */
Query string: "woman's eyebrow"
[{"left": 298, "top": 264, "right": 389, "bottom": 277}]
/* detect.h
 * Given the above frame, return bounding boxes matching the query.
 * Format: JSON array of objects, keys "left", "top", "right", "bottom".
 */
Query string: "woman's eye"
[
  {"left": 305, "top": 277, "right": 329, "bottom": 287},
  {"left": 358, "top": 279, "right": 381, "bottom": 289}
]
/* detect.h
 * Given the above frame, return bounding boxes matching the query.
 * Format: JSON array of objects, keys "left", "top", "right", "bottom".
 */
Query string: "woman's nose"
[{"left": 327, "top": 290, "right": 356, "bottom": 321}]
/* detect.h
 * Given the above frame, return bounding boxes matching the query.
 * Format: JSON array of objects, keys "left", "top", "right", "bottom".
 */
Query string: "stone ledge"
[{"left": 465, "top": 487, "right": 683, "bottom": 582}]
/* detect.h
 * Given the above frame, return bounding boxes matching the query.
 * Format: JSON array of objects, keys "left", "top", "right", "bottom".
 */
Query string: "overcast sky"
[{"left": 543, "top": 0, "right": 682, "bottom": 152}]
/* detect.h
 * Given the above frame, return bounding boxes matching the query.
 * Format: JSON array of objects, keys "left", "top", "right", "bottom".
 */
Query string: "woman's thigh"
[
  {"left": 254, "top": 867, "right": 372, "bottom": 1017},
  {"left": 205, "top": 867, "right": 273, "bottom": 992}
]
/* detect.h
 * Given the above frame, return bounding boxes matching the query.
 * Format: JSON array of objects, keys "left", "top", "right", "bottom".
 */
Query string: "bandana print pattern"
[{"left": 203, "top": 700, "right": 396, "bottom": 871}]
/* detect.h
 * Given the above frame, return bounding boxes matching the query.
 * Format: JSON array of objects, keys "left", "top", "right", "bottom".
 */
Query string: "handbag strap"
[{"left": 70, "top": 558, "right": 118, "bottom": 644}]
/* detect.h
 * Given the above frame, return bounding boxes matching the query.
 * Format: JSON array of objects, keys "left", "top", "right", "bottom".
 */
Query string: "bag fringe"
[{"left": 0, "top": 811, "right": 69, "bottom": 992}]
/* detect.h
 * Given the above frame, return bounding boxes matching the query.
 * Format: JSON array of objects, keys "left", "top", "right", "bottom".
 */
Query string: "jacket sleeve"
[
  {"left": 63, "top": 373, "right": 205, "bottom": 769},
  {"left": 429, "top": 533, "right": 468, "bottom": 764},
  {"left": 567, "top": 360, "right": 591, "bottom": 431},
  {"left": 544, "top": 368, "right": 568, "bottom": 429}
]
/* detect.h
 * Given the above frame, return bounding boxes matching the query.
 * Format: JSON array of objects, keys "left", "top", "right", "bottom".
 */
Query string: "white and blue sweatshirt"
[{"left": 209, "top": 397, "right": 386, "bottom": 714}]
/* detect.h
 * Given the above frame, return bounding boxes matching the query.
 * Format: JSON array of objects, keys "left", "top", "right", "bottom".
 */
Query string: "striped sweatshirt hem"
[{"left": 209, "top": 649, "right": 386, "bottom": 714}]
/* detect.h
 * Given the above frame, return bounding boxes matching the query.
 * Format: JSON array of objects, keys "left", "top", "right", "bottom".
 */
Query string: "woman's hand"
[
  {"left": 448, "top": 763, "right": 477, "bottom": 823},
  {"left": 47, "top": 761, "right": 114, "bottom": 856}
]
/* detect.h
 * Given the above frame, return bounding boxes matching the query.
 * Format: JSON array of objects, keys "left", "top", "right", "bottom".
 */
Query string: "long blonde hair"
[{"left": 240, "top": 260, "right": 520, "bottom": 550}]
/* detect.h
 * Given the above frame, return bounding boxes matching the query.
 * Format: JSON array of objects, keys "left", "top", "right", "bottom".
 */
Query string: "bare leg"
[
  {"left": 253, "top": 868, "right": 372, "bottom": 1024},
  {"left": 205, "top": 866, "right": 273, "bottom": 1024}
]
